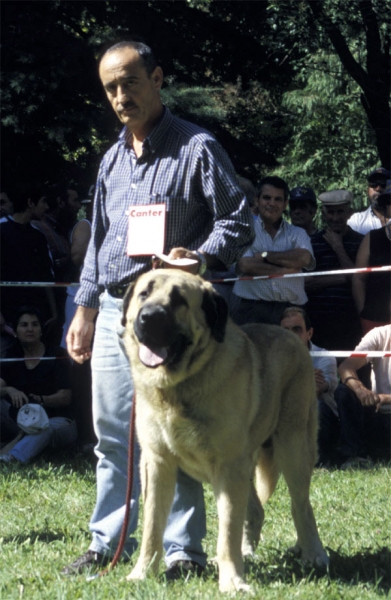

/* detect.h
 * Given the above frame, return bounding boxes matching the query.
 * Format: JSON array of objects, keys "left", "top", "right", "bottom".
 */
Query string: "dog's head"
[{"left": 121, "top": 270, "right": 228, "bottom": 380}]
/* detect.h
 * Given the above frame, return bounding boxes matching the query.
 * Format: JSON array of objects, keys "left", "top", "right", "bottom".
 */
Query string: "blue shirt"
[{"left": 76, "top": 107, "right": 254, "bottom": 308}]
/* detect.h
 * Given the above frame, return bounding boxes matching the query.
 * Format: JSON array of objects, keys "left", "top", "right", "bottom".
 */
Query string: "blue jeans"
[
  {"left": 9, "top": 417, "right": 77, "bottom": 463},
  {"left": 89, "top": 291, "right": 207, "bottom": 566}
]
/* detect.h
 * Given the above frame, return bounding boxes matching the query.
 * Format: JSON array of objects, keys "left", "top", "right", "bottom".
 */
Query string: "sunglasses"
[{"left": 369, "top": 182, "right": 386, "bottom": 189}]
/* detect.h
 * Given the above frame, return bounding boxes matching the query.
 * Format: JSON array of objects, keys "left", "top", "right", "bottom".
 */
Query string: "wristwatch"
[
  {"left": 261, "top": 251, "right": 270, "bottom": 264},
  {"left": 195, "top": 251, "right": 207, "bottom": 276}
]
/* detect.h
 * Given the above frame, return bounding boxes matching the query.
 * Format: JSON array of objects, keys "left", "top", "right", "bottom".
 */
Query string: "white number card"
[{"left": 126, "top": 204, "right": 166, "bottom": 256}]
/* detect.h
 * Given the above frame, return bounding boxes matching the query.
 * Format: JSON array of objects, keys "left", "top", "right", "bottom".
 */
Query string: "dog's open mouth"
[
  {"left": 138, "top": 334, "right": 191, "bottom": 369},
  {"left": 139, "top": 343, "right": 168, "bottom": 368}
]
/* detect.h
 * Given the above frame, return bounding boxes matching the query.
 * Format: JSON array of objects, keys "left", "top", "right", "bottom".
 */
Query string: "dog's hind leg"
[
  {"left": 241, "top": 479, "right": 264, "bottom": 557},
  {"left": 127, "top": 452, "right": 177, "bottom": 581}
]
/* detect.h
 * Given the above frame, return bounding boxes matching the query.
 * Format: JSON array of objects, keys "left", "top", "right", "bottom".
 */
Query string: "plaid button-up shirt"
[{"left": 76, "top": 107, "right": 254, "bottom": 308}]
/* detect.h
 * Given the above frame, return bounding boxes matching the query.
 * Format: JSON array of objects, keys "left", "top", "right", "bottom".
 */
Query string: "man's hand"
[
  {"left": 66, "top": 306, "right": 97, "bottom": 364},
  {"left": 314, "top": 368, "right": 328, "bottom": 397},
  {"left": 355, "top": 386, "right": 380, "bottom": 408},
  {"left": 162, "top": 247, "right": 202, "bottom": 275},
  {"left": 323, "top": 229, "right": 344, "bottom": 253},
  {"left": 376, "top": 394, "right": 391, "bottom": 411},
  {"left": 4, "top": 387, "right": 29, "bottom": 408}
]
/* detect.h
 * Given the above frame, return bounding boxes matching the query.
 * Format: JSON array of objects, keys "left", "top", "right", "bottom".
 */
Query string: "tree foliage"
[{"left": 1, "top": 0, "right": 389, "bottom": 194}]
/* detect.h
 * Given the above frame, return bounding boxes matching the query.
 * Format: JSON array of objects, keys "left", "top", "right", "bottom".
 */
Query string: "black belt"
[{"left": 107, "top": 285, "right": 129, "bottom": 299}]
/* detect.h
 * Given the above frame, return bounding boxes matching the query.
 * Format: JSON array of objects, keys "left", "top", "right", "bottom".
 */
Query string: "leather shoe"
[
  {"left": 163, "top": 559, "right": 205, "bottom": 581},
  {"left": 61, "top": 550, "right": 110, "bottom": 575}
]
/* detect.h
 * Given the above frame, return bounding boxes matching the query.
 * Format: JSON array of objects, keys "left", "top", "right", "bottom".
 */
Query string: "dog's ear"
[
  {"left": 121, "top": 282, "right": 136, "bottom": 326},
  {"left": 201, "top": 287, "right": 228, "bottom": 343}
]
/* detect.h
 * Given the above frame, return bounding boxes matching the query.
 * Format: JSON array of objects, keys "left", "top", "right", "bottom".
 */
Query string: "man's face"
[
  {"left": 368, "top": 180, "right": 387, "bottom": 204},
  {"left": 280, "top": 314, "right": 313, "bottom": 347},
  {"left": 66, "top": 189, "right": 81, "bottom": 218},
  {"left": 322, "top": 203, "right": 351, "bottom": 234},
  {"left": 0, "top": 192, "right": 13, "bottom": 217},
  {"left": 289, "top": 201, "right": 316, "bottom": 229},
  {"left": 257, "top": 185, "right": 288, "bottom": 225},
  {"left": 99, "top": 47, "right": 163, "bottom": 136},
  {"left": 31, "top": 196, "right": 49, "bottom": 219}
]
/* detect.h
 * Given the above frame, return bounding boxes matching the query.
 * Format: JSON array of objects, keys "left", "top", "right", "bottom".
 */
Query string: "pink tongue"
[{"left": 139, "top": 344, "right": 168, "bottom": 367}]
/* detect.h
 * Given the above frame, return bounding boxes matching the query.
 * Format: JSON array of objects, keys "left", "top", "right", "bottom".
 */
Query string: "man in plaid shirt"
[{"left": 63, "top": 38, "right": 254, "bottom": 578}]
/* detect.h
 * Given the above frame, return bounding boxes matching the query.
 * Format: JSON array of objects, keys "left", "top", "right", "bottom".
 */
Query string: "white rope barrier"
[{"left": 0, "top": 264, "right": 390, "bottom": 287}]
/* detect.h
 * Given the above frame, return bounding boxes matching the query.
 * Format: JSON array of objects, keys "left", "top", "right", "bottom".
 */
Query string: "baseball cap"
[
  {"left": 318, "top": 190, "right": 353, "bottom": 206},
  {"left": 289, "top": 186, "right": 317, "bottom": 205},
  {"left": 367, "top": 167, "right": 390, "bottom": 183},
  {"left": 17, "top": 403, "right": 49, "bottom": 435}
]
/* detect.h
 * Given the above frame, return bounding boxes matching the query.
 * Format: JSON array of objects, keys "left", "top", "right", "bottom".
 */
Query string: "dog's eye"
[{"left": 138, "top": 290, "right": 149, "bottom": 302}]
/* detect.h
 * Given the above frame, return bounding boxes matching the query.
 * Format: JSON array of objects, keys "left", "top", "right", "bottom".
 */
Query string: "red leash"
[{"left": 94, "top": 393, "right": 137, "bottom": 578}]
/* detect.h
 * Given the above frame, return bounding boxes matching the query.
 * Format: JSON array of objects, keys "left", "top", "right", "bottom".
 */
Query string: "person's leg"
[
  {"left": 163, "top": 468, "right": 207, "bottom": 568},
  {"left": 334, "top": 384, "right": 367, "bottom": 459},
  {"left": 0, "top": 399, "right": 19, "bottom": 442},
  {"left": 88, "top": 292, "right": 140, "bottom": 559},
  {"left": 9, "top": 417, "right": 78, "bottom": 462},
  {"left": 316, "top": 401, "right": 340, "bottom": 465},
  {"left": 9, "top": 427, "right": 52, "bottom": 462},
  {"left": 48, "top": 417, "right": 78, "bottom": 449}
]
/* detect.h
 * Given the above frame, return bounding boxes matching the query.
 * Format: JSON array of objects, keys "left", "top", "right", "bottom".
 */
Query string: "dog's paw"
[
  {"left": 219, "top": 575, "right": 253, "bottom": 594},
  {"left": 288, "top": 544, "right": 329, "bottom": 569},
  {"left": 126, "top": 565, "right": 147, "bottom": 581}
]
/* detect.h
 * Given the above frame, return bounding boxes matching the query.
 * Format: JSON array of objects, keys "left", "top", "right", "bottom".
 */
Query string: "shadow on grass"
[
  {"left": 244, "top": 546, "right": 390, "bottom": 592},
  {"left": 2, "top": 530, "right": 69, "bottom": 545}
]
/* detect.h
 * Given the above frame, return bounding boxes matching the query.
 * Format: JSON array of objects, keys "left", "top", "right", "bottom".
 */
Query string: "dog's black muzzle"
[{"left": 134, "top": 303, "right": 177, "bottom": 348}]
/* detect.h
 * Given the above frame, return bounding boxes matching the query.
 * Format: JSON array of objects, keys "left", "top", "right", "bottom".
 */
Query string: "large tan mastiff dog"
[{"left": 121, "top": 269, "right": 328, "bottom": 593}]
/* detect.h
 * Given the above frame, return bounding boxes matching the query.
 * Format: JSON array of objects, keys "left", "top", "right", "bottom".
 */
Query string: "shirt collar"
[
  {"left": 118, "top": 106, "right": 173, "bottom": 155},
  {"left": 258, "top": 216, "right": 286, "bottom": 231}
]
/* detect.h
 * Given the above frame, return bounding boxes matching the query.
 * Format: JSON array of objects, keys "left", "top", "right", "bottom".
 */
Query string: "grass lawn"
[{"left": 0, "top": 452, "right": 390, "bottom": 599}]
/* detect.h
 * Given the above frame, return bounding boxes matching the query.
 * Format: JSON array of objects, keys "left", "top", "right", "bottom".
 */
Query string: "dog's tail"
[{"left": 255, "top": 443, "right": 279, "bottom": 505}]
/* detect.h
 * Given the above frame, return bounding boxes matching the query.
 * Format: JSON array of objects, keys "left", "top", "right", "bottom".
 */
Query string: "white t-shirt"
[
  {"left": 355, "top": 325, "right": 391, "bottom": 414},
  {"left": 347, "top": 207, "right": 391, "bottom": 235}
]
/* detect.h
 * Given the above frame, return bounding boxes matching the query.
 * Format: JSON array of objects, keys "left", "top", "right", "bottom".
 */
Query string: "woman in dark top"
[{"left": 0, "top": 306, "right": 77, "bottom": 463}]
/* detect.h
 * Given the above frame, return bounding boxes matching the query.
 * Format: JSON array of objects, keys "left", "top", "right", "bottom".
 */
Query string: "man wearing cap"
[
  {"left": 305, "top": 190, "right": 364, "bottom": 351},
  {"left": 289, "top": 186, "right": 318, "bottom": 236},
  {"left": 347, "top": 167, "right": 391, "bottom": 235}
]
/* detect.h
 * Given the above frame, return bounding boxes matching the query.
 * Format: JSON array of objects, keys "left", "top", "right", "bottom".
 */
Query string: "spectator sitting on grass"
[
  {"left": 0, "top": 305, "right": 77, "bottom": 464},
  {"left": 336, "top": 324, "right": 391, "bottom": 469}
]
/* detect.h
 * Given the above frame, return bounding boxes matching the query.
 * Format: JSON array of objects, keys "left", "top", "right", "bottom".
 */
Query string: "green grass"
[{"left": 1, "top": 453, "right": 390, "bottom": 599}]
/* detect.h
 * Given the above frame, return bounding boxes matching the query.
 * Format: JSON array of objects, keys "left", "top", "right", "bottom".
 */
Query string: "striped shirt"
[
  {"left": 76, "top": 107, "right": 254, "bottom": 308},
  {"left": 233, "top": 217, "right": 315, "bottom": 304},
  {"left": 306, "top": 226, "right": 364, "bottom": 317}
]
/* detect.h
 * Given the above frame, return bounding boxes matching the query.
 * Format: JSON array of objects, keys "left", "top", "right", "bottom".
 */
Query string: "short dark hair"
[
  {"left": 258, "top": 176, "right": 289, "bottom": 201},
  {"left": 13, "top": 305, "right": 43, "bottom": 332},
  {"left": 281, "top": 306, "right": 312, "bottom": 331},
  {"left": 12, "top": 182, "right": 46, "bottom": 213},
  {"left": 98, "top": 37, "right": 159, "bottom": 76}
]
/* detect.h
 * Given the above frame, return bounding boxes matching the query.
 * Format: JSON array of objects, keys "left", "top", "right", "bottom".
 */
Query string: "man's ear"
[
  {"left": 307, "top": 327, "right": 314, "bottom": 342},
  {"left": 151, "top": 66, "right": 164, "bottom": 90}
]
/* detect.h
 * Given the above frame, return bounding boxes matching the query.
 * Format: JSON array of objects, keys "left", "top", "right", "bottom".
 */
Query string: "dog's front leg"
[
  {"left": 213, "top": 465, "right": 252, "bottom": 593},
  {"left": 127, "top": 451, "right": 177, "bottom": 581}
]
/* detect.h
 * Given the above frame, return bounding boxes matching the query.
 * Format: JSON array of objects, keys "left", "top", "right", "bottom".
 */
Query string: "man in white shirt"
[
  {"left": 336, "top": 325, "right": 391, "bottom": 468},
  {"left": 280, "top": 306, "right": 339, "bottom": 467},
  {"left": 232, "top": 176, "right": 315, "bottom": 325},
  {"left": 348, "top": 167, "right": 391, "bottom": 235}
]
